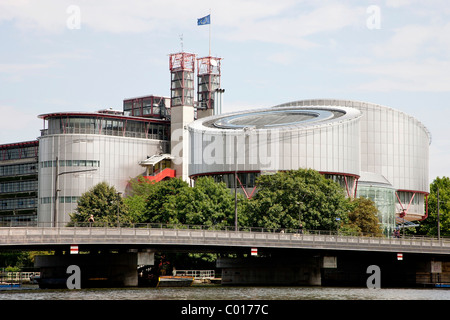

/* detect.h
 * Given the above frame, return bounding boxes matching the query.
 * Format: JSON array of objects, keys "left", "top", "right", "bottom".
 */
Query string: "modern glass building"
[{"left": 0, "top": 141, "right": 39, "bottom": 225}]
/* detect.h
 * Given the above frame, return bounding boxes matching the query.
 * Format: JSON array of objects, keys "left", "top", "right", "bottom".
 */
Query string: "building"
[
  {"left": 0, "top": 141, "right": 39, "bottom": 225},
  {"left": 36, "top": 108, "right": 170, "bottom": 227},
  {"left": 187, "top": 99, "right": 431, "bottom": 234},
  {"left": 188, "top": 105, "right": 361, "bottom": 196},
  {"left": 277, "top": 99, "right": 431, "bottom": 231},
  {"left": 0, "top": 51, "right": 431, "bottom": 233}
]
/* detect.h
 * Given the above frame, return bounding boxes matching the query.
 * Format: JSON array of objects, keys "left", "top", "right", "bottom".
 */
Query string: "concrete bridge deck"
[{"left": 1, "top": 226, "right": 449, "bottom": 255}]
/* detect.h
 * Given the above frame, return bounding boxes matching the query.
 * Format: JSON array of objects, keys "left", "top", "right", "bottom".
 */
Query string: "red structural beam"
[
  {"left": 143, "top": 168, "right": 176, "bottom": 183},
  {"left": 395, "top": 189, "right": 429, "bottom": 221}
]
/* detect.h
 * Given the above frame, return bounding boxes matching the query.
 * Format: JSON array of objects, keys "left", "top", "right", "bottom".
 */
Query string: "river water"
[{"left": 1, "top": 285, "right": 450, "bottom": 300}]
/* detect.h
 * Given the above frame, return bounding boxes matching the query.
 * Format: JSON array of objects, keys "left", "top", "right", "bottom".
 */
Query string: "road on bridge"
[{"left": 1, "top": 226, "right": 450, "bottom": 255}]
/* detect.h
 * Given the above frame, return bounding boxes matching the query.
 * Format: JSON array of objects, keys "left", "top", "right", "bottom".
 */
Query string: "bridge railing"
[
  {"left": 1, "top": 224, "right": 450, "bottom": 254},
  {"left": 0, "top": 221, "right": 448, "bottom": 243},
  {"left": 174, "top": 270, "right": 215, "bottom": 279}
]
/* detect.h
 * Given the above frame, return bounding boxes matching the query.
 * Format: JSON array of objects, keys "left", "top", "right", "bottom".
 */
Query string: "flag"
[{"left": 197, "top": 14, "right": 210, "bottom": 26}]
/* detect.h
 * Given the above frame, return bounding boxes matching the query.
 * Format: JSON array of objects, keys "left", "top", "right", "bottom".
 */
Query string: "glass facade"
[
  {"left": 197, "top": 172, "right": 260, "bottom": 189},
  {"left": 169, "top": 52, "right": 196, "bottom": 107},
  {"left": 42, "top": 114, "right": 170, "bottom": 141},
  {"left": 1, "top": 143, "right": 38, "bottom": 161},
  {"left": 357, "top": 184, "right": 396, "bottom": 236},
  {"left": 0, "top": 162, "right": 38, "bottom": 176},
  {"left": 123, "top": 95, "right": 170, "bottom": 118},
  {"left": 0, "top": 141, "right": 39, "bottom": 225},
  {"left": 171, "top": 71, "right": 195, "bottom": 107},
  {"left": 41, "top": 160, "right": 100, "bottom": 168}
]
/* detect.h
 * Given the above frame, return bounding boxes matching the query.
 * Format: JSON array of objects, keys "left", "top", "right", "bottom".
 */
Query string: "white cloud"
[
  {"left": 0, "top": 0, "right": 365, "bottom": 47},
  {"left": 371, "top": 23, "right": 450, "bottom": 60},
  {"left": 352, "top": 59, "right": 450, "bottom": 92},
  {"left": 0, "top": 0, "right": 71, "bottom": 33},
  {"left": 0, "top": 63, "right": 50, "bottom": 73},
  {"left": 220, "top": 2, "right": 365, "bottom": 48},
  {"left": 384, "top": 0, "right": 418, "bottom": 8},
  {"left": 339, "top": 15, "right": 450, "bottom": 93}
]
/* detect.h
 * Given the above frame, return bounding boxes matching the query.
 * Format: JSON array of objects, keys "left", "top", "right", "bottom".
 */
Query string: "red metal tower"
[
  {"left": 169, "top": 52, "right": 196, "bottom": 107},
  {"left": 197, "top": 56, "right": 222, "bottom": 114}
]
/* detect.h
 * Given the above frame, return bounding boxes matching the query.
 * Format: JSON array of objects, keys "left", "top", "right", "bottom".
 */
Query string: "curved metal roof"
[
  {"left": 274, "top": 98, "right": 432, "bottom": 145},
  {"left": 189, "top": 105, "right": 361, "bottom": 133}
]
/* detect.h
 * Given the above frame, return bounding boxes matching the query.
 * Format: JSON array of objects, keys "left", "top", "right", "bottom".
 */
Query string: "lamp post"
[
  {"left": 437, "top": 187, "right": 440, "bottom": 241},
  {"left": 296, "top": 201, "right": 303, "bottom": 233},
  {"left": 234, "top": 127, "right": 253, "bottom": 232},
  {"left": 53, "top": 156, "right": 97, "bottom": 227},
  {"left": 400, "top": 209, "right": 406, "bottom": 238},
  {"left": 117, "top": 192, "right": 122, "bottom": 228}
]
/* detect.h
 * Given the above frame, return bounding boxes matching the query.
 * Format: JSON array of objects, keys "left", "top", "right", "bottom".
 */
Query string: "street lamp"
[
  {"left": 399, "top": 209, "right": 406, "bottom": 238},
  {"left": 437, "top": 187, "right": 440, "bottom": 241},
  {"left": 296, "top": 201, "right": 303, "bottom": 233},
  {"left": 234, "top": 127, "right": 253, "bottom": 231},
  {"left": 53, "top": 156, "right": 98, "bottom": 227},
  {"left": 117, "top": 192, "right": 122, "bottom": 228}
]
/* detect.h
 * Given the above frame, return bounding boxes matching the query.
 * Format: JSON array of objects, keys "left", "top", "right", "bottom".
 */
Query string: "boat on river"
[{"left": 156, "top": 276, "right": 194, "bottom": 287}]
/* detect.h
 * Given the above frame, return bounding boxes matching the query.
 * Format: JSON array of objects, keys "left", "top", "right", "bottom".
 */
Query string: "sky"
[{"left": 0, "top": 0, "right": 449, "bottom": 182}]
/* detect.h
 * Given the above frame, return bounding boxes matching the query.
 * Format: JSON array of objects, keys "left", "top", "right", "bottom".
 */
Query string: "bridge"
[
  {"left": 1, "top": 224, "right": 449, "bottom": 255},
  {"left": 2, "top": 225, "right": 449, "bottom": 288}
]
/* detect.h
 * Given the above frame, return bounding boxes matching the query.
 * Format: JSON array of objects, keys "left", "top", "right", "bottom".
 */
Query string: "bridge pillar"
[
  {"left": 35, "top": 252, "right": 139, "bottom": 289},
  {"left": 217, "top": 254, "right": 323, "bottom": 286}
]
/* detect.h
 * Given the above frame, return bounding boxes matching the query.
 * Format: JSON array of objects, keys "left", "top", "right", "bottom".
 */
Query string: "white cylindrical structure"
[
  {"left": 188, "top": 106, "right": 362, "bottom": 195},
  {"left": 276, "top": 99, "right": 431, "bottom": 222},
  {"left": 37, "top": 112, "right": 169, "bottom": 226}
]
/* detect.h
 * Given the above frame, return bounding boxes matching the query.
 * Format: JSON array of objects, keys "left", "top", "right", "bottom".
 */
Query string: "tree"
[
  {"left": 167, "top": 176, "right": 244, "bottom": 227},
  {"left": 68, "top": 182, "right": 129, "bottom": 226},
  {"left": 142, "top": 177, "right": 190, "bottom": 224},
  {"left": 242, "top": 169, "right": 350, "bottom": 231},
  {"left": 124, "top": 176, "right": 245, "bottom": 227},
  {"left": 123, "top": 176, "right": 167, "bottom": 224},
  {"left": 123, "top": 194, "right": 147, "bottom": 224},
  {"left": 417, "top": 177, "right": 450, "bottom": 237},
  {"left": 0, "top": 251, "right": 35, "bottom": 269},
  {"left": 343, "top": 197, "right": 383, "bottom": 236}
]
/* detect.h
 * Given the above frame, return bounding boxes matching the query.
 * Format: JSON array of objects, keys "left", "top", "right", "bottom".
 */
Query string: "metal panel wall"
[
  {"left": 188, "top": 106, "right": 361, "bottom": 178},
  {"left": 37, "top": 134, "right": 165, "bottom": 226}
]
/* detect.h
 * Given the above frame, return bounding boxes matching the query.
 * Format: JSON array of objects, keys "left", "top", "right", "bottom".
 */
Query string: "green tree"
[
  {"left": 167, "top": 176, "right": 244, "bottom": 227},
  {"left": 68, "top": 182, "right": 129, "bottom": 226},
  {"left": 418, "top": 177, "right": 450, "bottom": 237},
  {"left": 143, "top": 177, "right": 190, "bottom": 224},
  {"left": 0, "top": 251, "right": 35, "bottom": 269},
  {"left": 125, "top": 176, "right": 245, "bottom": 227},
  {"left": 123, "top": 194, "right": 147, "bottom": 224},
  {"left": 243, "top": 169, "right": 350, "bottom": 231},
  {"left": 343, "top": 197, "right": 383, "bottom": 236}
]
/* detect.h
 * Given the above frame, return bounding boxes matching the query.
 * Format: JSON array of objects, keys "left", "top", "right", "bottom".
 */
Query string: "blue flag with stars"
[{"left": 197, "top": 14, "right": 210, "bottom": 26}]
